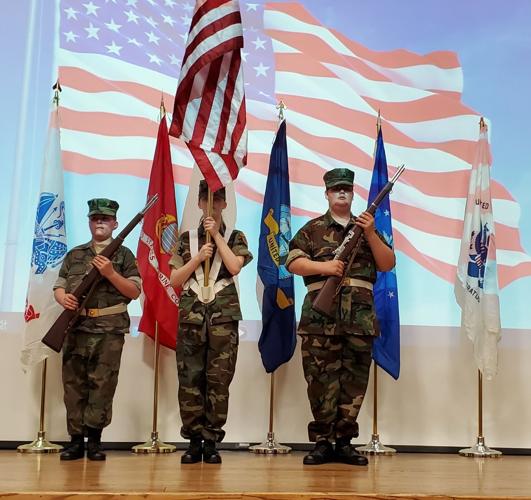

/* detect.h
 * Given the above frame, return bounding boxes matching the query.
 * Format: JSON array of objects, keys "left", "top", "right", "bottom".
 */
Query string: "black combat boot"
[
  {"left": 203, "top": 439, "right": 222, "bottom": 464},
  {"left": 303, "top": 440, "right": 334, "bottom": 465},
  {"left": 86, "top": 427, "right": 106, "bottom": 461},
  {"left": 60, "top": 434, "right": 85, "bottom": 461},
  {"left": 181, "top": 437, "right": 203, "bottom": 464},
  {"left": 334, "top": 437, "right": 368, "bottom": 466}
]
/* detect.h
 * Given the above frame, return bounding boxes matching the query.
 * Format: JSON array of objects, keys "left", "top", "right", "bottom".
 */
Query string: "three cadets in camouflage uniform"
[
  {"left": 53, "top": 198, "right": 141, "bottom": 461},
  {"left": 169, "top": 180, "right": 253, "bottom": 464},
  {"left": 286, "top": 168, "right": 396, "bottom": 466}
]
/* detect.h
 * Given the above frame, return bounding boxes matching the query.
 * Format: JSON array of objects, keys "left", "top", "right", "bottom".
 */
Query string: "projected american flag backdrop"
[{"left": 57, "top": 0, "right": 531, "bottom": 289}]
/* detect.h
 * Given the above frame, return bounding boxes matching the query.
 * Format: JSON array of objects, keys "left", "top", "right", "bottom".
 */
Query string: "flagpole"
[
  {"left": 132, "top": 100, "right": 175, "bottom": 454},
  {"left": 357, "top": 112, "right": 396, "bottom": 456},
  {"left": 18, "top": 358, "right": 63, "bottom": 453},
  {"left": 458, "top": 117, "right": 501, "bottom": 458},
  {"left": 250, "top": 100, "right": 291, "bottom": 455},
  {"left": 132, "top": 322, "right": 176, "bottom": 454},
  {"left": 249, "top": 371, "right": 291, "bottom": 454},
  {"left": 203, "top": 188, "right": 214, "bottom": 288},
  {"left": 357, "top": 362, "right": 396, "bottom": 455},
  {"left": 459, "top": 369, "right": 501, "bottom": 457},
  {"left": 18, "top": 81, "right": 65, "bottom": 455}
]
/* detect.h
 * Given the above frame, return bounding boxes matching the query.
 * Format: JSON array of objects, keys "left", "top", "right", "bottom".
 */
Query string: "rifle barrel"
[
  {"left": 390, "top": 164, "right": 405, "bottom": 184},
  {"left": 141, "top": 194, "right": 159, "bottom": 215}
]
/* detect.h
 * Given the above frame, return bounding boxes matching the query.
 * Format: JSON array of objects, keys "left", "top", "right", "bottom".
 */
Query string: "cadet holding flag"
[
  {"left": 169, "top": 181, "right": 253, "bottom": 464},
  {"left": 53, "top": 199, "right": 141, "bottom": 461},
  {"left": 286, "top": 168, "right": 395, "bottom": 466}
]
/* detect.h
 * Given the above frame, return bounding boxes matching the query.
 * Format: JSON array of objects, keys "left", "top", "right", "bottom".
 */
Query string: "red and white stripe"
[
  {"left": 258, "top": 2, "right": 531, "bottom": 289},
  {"left": 56, "top": 2, "right": 531, "bottom": 290},
  {"left": 169, "top": 0, "right": 247, "bottom": 190}
]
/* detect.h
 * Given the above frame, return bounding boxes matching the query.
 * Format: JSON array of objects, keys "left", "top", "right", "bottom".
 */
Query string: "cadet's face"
[
  {"left": 89, "top": 214, "right": 118, "bottom": 241},
  {"left": 325, "top": 184, "right": 354, "bottom": 211},
  {"left": 198, "top": 197, "right": 227, "bottom": 219}
]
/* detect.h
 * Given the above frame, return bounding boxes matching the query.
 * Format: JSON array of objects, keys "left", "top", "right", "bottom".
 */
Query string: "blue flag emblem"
[
  {"left": 467, "top": 223, "right": 491, "bottom": 289},
  {"left": 31, "top": 192, "right": 67, "bottom": 274},
  {"left": 257, "top": 120, "right": 296, "bottom": 373},
  {"left": 367, "top": 128, "right": 400, "bottom": 380}
]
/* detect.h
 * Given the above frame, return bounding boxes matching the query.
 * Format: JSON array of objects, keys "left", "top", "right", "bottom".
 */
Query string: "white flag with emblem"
[
  {"left": 454, "top": 122, "right": 501, "bottom": 379},
  {"left": 21, "top": 107, "right": 67, "bottom": 368}
]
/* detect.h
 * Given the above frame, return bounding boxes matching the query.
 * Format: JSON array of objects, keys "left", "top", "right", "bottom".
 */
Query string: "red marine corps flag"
[
  {"left": 170, "top": 0, "right": 247, "bottom": 190},
  {"left": 137, "top": 116, "right": 180, "bottom": 349}
]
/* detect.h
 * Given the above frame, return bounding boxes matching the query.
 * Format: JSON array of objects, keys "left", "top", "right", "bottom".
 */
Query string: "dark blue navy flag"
[
  {"left": 257, "top": 120, "right": 296, "bottom": 373},
  {"left": 367, "top": 128, "right": 400, "bottom": 379}
]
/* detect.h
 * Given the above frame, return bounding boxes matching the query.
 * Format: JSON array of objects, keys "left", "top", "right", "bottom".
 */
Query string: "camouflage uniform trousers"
[
  {"left": 301, "top": 334, "right": 374, "bottom": 443},
  {"left": 62, "top": 331, "right": 125, "bottom": 436},
  {"left": 176, "top": 320, "right": 239, "bottom": 443}
]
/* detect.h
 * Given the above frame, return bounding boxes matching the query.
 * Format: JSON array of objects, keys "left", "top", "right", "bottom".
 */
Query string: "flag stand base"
[
  {"left": 356, "top": 434, "right": 396, "bottom": 455},
  {"left": 249, "top": 432, "right": 291, "bottom": 454},
  {"left": 17, "top": 431, "right": 63, "bottom": 453},
  {"left": 132, "top": 432, "right": 176, "bottom": 454},
  {"left": 459, "top": 436, "right": 501, "bottom": 457}
]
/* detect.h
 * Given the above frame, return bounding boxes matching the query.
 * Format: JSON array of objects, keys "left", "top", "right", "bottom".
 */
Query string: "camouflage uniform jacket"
[
  {"left": 286, "top": 210, "right": 391, "bottom": 337},
  {"left": 54, "top": 242, "right": 140, "bottom": 334},
  {"left": 169, "top": 224, "right": 253, "bottom": 325}
]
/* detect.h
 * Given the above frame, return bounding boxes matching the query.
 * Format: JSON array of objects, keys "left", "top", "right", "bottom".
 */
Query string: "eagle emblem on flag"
[
  {"left": 467, "top": 223, "right": 491, "bottom": 289},
  {"left": 31, "top": 192, "right": 66, "bottom": 274}
]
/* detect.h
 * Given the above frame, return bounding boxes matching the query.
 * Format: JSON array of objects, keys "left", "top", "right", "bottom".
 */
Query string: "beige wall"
[{"left": 1, "top": 317, "right": 530, "bottom": 448}]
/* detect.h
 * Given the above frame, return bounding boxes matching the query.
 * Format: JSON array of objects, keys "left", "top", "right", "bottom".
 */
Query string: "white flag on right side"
[{"left": 454, "top": 121, "right": 501, "bottom": 379}]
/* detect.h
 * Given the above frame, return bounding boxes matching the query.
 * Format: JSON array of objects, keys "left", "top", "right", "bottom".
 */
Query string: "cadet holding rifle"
[
  {"left": 286, "top": 168, "right": 395, "bottom": 466},
  {"left": 53, "top": 198, "right": 141, "bottom": 461}
]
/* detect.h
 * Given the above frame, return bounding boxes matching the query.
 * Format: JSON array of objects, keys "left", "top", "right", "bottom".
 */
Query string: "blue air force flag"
[
  {"left": 21, "top": 107, "right": 67, "bottom": 368},
  {"left": 257, "top": 120, "right": 296, "bottom": 373},
  {"left": 367, "top": 128, "right": 400, "bottom": 380}
]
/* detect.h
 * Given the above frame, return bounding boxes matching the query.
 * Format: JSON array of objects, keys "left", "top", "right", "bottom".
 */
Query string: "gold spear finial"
[
  {"left": 160, "top": 91, "right": 166, "bottom": 121},
  {"left": 52, "top": 80, "right": 62, "bottom": 107},
  {"left": 276, "top": 99, "right": 287, "bottom": 120},
  {"left": 371, "top": 110, "right": 382, "bottom": 159}
]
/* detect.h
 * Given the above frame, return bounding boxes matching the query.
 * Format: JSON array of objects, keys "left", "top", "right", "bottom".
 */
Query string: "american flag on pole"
[
  {"left": 454, "top": 122, "right": 501, "bottom": 379},
  {"left": 169, "top": 0, "right": 247, "bottom": 191},
  {"left": 56, "top": 0, "right": 531, "bottom": 289}
]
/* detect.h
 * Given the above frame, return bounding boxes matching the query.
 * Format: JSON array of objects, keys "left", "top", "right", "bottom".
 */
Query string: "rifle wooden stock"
[
  {"left": 41, "top": 194, "right": 159, "bottom": 352},
  {"left": 311, "top": 225, "right": 364, "bottom": 317},
  {"left": 312, "top": 166, "right": 404, "bottom": 317}
]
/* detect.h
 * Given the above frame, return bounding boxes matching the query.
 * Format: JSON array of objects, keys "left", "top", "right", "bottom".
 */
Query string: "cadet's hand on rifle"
[
  {"left": 203, "top": 217, "right": 220, "bottom": 238},
  {"left": 197, "top": 243, "right": 214, "bottom": 262},
  {"left": 356, "top": 211, "right": 376, "bottom": 236},
  {"left": 62, "top": 293, "right": 79, "bottom": 311},
  {"left": 321, "top": 259, "right": 345, "bottom": 277},
  {"left": 92, "top": 255, "right": 115, "bottom": 278}
]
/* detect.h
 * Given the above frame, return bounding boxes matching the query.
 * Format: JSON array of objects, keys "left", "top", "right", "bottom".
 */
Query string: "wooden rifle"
[
  {"left": 312, "top": 166, "right": 405, "bottom": 317},
  {"left": 41, "top": 195, "right": 158, "bottom": 352}
]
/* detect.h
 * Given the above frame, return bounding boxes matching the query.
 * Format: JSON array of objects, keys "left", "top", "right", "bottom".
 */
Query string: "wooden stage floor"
[{"left": 1, "top": 449, "right": 530, "bottom": 499}]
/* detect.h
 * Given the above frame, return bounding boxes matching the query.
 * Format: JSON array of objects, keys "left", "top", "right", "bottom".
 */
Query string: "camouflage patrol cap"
[
  {"left": 87, "top": 198, "right": 119, "bottom": 217},
  {"left": 198, "top": 179, "right": 226, "bottom": 200},
  {"left": 323, "top": 168, "right": 355, "bottom": 189}
]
